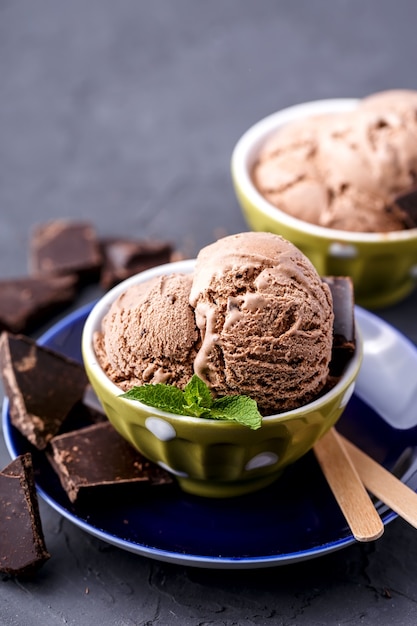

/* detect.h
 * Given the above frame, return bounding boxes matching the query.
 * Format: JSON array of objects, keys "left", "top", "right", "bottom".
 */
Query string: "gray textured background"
[{"left": 1, "top": 1, "right": 417, "bottom": 624}]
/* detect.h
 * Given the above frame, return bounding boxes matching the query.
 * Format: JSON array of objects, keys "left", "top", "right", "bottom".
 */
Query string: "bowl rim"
[
  {"left": 231, "top": 97, "right": 417, "bottom": 244},
  {"left": 82, "top": 258, "right": 363, "bottom": 426}
]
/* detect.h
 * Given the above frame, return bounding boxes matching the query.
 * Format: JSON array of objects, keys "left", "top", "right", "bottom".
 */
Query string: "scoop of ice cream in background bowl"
[
  {"left": 231, "top": 91, "right": 417, "bottom": 309},
  {"left": 82, "top": 232, "right": 362, "bottom": 498}
]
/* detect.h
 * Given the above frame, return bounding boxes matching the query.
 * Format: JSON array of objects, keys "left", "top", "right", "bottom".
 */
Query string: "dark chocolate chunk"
[
  {"left": 100, "top": 237, "right": 173, "bottom": 289},
  {"left": 0, "top": 274, "right": 78, "bottom": 334},
  {"left": 0, "top": 332, "right": 89, "bottom": 449},
  {"left": 0, "top": 454, "right": 50, "bottom": 577},
  {"left": 49, "top": 421, "right": 173, "bottom": 503},
  {"left": 29, "top": 220, "right": 103, "bottom": 283},
  {"left": 57, "top": 399, "right": 107, "bottom": 435},
  {"left": 322, "top": 276, "right": 355, "bottom": 377},
  {"left": 391, "top": 187, "right": 417, "bottom": 228}
]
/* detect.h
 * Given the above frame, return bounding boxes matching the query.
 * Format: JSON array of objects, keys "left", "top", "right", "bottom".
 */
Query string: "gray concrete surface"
[{"left": 1, "top": 1, "right": 417, "bottom": 624}]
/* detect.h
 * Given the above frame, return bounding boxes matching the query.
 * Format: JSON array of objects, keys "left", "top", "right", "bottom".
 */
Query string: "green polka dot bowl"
[
  {"left": 82, "top": 259, "right": 363, "bottom": 498},
  {"left": 231, "top": 99, "right": 417, "bottom": 309}
]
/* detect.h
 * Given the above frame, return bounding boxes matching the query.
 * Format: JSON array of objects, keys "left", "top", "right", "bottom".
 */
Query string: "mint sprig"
[{"left": 120, "top": 374, "right": 262, "bottom": 430}]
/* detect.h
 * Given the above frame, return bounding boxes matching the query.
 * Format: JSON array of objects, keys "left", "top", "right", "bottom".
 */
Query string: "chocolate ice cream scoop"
[
  {"left": 252, "top": 115, "right": 329, "bottom": 225},
  {"left": 190, "top": 232, "right": 334, "bottom": 414},
  {"left": 94, "top": 273, "right": 200, "bottom": 390}
]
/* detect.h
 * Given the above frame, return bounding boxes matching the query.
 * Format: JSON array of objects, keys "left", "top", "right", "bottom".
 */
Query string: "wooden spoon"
[{"left": 313, "top": 428, "right": 384, "bottom": 542}]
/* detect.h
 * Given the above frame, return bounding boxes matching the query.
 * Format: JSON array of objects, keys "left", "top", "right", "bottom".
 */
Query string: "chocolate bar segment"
[
  {"left": 100, "top": 237, "right": 174, "bottom": 289},
  {"left": 50, "top": 421, "right": 173, "bottom": 503},
  {"left": 0, "top": 274, "right": 77, "bottom": 334},
  {"left": 391, "top": 187, "right": 417, "bottom": 228},
  {"left": 0, "top": 454, "right": 50, "bottom": 577},
  {"left": 29, "top": 220, "right": 102, "bottom": 283},
  {"left": 0, "top": 333, "right": 88, "bottom": 449},
  {"left": 322, "top": 276, "right": 355, "bottom": 377}
]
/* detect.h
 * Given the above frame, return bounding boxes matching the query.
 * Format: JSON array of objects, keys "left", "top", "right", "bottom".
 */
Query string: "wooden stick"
[
  {"left": 340, "top": 434, "right": 417, "bottom": 530},
  {"left": 314, "top": 428, "right": 384, "bottom": 542}
]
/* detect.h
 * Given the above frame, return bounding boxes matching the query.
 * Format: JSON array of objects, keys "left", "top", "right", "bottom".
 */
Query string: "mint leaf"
[
  {"left": 182, "top": 374, "right": 213, "bottom": 416},
  {"left": 121, "top": 384, "right": 185, "bottom": 414},
  {"left": 184, "top": 375, "right": 213, "bottom": 409},
  {"left": 211, "top": 395, "right": 262, "bottom": 430},
  {"left": 120, "top": 375, "right": 263, "bottom": 430}
]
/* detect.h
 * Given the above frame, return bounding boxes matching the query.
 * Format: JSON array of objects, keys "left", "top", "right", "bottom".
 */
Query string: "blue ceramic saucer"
[{"left": 2, "top": 303, "right": 417, "bottom": 568}]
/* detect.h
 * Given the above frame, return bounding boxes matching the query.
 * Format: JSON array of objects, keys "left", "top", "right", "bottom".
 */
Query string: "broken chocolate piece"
[
  {"left": 29, "top": 220, "right": 102, "bottom": 283},
  {"left": 59, "top": 398, "right": 107, "bottom": 434},
  {"left": 322, "top": 276, "right": 355, "bottom": 377},
  {"left": 391, "top": 187, "right": 417, "bottom": 228},
  {"left": 0, "top": 454, "right": 50, "bottom": 577},
  {"left": 0, "top": 333, "right": 88, "bottom": 449},
  {"left": 99, "top": 237, "right": 174, "bottom": 289},
  {"left": 0, "top": 274, "right": 78, "bottom": 334},
  {"left": 49, "top": 421, "right": 173, "bottom": 503}
]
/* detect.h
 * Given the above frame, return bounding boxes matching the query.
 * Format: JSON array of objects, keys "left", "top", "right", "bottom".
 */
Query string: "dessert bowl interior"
[
  {"left": 82, "top": 259, "right": 363, "bottom": 498},
  {"left": 231, "top": 99, "right": 417, "bottom": 309}
]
